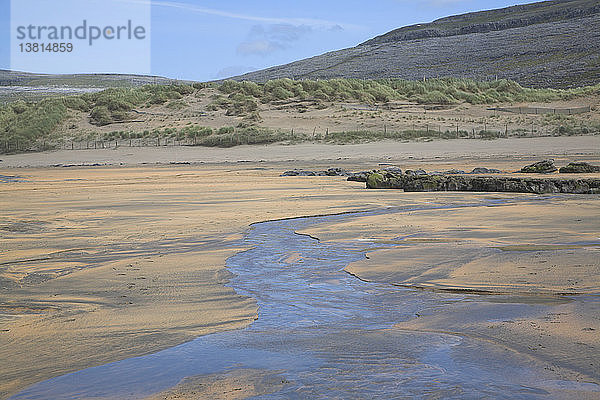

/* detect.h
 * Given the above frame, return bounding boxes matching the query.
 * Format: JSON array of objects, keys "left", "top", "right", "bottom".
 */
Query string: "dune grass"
[
  {"left": 1, "top": 78, "right": 599, "bottom": 152},
  {"left": 217, "top": 78, "right": 600, "bottom": 105}
]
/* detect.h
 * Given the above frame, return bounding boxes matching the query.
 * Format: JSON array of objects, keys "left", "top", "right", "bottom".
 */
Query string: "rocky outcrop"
[
  {"left": 363, "top": 1, "right": 600, "bottom": 46},
  {"left": 559, "top": 162, "right": 600, "bottom": 173},
  {"left": 281, "top": 168, "right": 350, "bottom": 177},
  {"left": 520, "top": 160, "right": 558, "bottom": 174},
  {"left": 366, "top": 171, "right": 600, "bottom": 194},
  {"left": 471, "top": 167, "right": 501, "bottom": 174}
]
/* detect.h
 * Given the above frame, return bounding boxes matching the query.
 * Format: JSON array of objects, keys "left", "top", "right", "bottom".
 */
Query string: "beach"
[{"left": 1, "top": 136, "right": 599, "bottom": 399}]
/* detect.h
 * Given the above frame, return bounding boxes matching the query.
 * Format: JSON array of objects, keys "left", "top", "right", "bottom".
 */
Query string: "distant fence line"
[
  {"left": 490, "top": 106, "right": 592, "bottom": 115},
  {"left": 2, "top": 122, "right": 588, "bottom": 154}
]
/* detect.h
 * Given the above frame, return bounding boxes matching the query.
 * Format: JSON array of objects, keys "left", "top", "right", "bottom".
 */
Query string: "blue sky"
[{"left": 1, "top": 0, "right": 538, "bottom": 81}]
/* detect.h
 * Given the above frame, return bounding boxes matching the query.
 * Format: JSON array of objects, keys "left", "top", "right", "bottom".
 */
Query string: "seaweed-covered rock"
[
  {"left": 347, "top": 171, "right": 374, "bottom": 183},
  {"left": 365, "top": 171, "right": 600, "bottom": 194},
  {"left": 366, "top": 172, "right": 386, "bottom": 188},
  {"left": 471, "top": 167, "right": 501, "bottom": 174},
  {"left": 520, "top": 160, "right": 557, "bottom": 174},
  {"left": 559, "top": 162, "right": 600, "bottom": 174}
]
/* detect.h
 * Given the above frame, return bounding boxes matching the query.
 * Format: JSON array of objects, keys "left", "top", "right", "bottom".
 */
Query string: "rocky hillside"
[
  {"left": 235, "top": 0, "right": 600, "bottom": 88},
  {"left": 0, "top": 70, "right": 179, "bottom": 88}
]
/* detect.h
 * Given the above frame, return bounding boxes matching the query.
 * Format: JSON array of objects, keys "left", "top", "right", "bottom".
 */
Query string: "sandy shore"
[
  {"left": 0, "top": 136, "right": 599, "bottom": 169},
  {"left": 1, "top": 138, "right": 599, "bottom": 398}
]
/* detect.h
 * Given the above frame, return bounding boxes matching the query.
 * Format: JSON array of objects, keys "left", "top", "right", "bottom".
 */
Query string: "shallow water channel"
[{"left": 11, "top": 200, "right": 600, "bottom": 399}]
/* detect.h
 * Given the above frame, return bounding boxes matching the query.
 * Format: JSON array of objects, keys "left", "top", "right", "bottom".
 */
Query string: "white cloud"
[
  {"left": 237, "top": 23, "right": 318, "bottom": 57},
  {"left": 118, "top": 0, "right": 359, "bottom": 30}
]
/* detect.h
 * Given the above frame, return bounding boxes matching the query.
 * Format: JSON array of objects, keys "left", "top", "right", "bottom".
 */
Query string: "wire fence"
[
  {"left": 490, "top": 106, "right": 592, "bottom": 115},
  {"left": 3, "top": 122, "right": 593, "bottom": 154}
]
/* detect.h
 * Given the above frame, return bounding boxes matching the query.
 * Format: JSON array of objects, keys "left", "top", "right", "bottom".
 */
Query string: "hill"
[
  {"left": 0, "top": 70, "right": 186, "bottom": 103},
  {"left": 234, "top": 0, "right": 600, "bottom": 88},
  {"left": 0, "top": 70, "right": 178, "bottom": 88}
]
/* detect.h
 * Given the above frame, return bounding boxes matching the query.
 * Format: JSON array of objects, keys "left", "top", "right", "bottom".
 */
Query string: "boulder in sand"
[
  {"left": 559, "top": 162, "right": 600, "bottom": 174},
  {"left": 520, "top": 160, "right": 557, "bottom": 174}
]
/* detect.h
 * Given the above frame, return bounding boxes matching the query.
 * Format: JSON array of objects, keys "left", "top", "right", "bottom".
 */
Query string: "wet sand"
[
  {"left": 1, "top": 138, "right": 599, "bottom": 398},
  {"left": 0, "top": 163, "right": 396, "bottom": 398},
  {"left": 145, "top": 369, "right": 288, "bottom": 400},
  {"left": 300, "top": 195, "right": 600, "bottom": 384}
]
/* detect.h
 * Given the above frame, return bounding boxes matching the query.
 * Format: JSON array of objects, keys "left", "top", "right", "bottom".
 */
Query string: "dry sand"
[
  {"left": 1, "top": 136, "right": 599, "bottom": 168},
  {"left": 1, "top": 139, "right": 599, "bottom": 398}
]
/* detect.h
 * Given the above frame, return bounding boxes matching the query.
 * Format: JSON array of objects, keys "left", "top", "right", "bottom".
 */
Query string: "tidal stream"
[{"left": 11, "top": 200, "right": 599, "bottom": 399}]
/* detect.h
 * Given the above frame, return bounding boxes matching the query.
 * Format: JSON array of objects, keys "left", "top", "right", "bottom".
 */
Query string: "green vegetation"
[
  {"left": 0, "top": 84, "right": 196, "bottom": 150},
  {"left": 63, "top": 125, "right": 298, "bottom": 149},
  {"left": 1, "top": 77, "right": 599, "bottom": 153},
  {"left": 0, "top": 98, "right": 68, "bottom": 149},
  {"left": 214, "top": 78, "right": 600, "bottom": 105}
]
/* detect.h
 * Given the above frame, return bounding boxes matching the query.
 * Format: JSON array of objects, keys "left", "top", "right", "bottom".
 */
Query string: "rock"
[
  {"left": 404, "top": 169, "right": 427, "bottom": 176},
  {"left": 281, "top": 170, "right": 316, "bottom": 176},
  {"left": 282, "top": 168, "right": 350, "bottom": 177},
  {"left": 347, "top": 171, "right": 374, "bottom": 183},
  {"left": 445, "top": 169, "right": 466, "bottom": 175},
  {"left": 559, "top": 162, "right": 600, "bottom": 173},
  {"left": 520, "top": 160, "right": 557, "bottom": 174},
  {"left": 326, "top": 168, "right": 350, "bottom": 176},
  {"left": 471, "top": 167, "right": 501, "bottom": 174},
  {"left": 365, "top": 172, "right": 600, "bottom": 194},
  {"left": 366, "top": 172, "right": 387, "bottom": 189},
  {"left": 382, "top": 166, "right": 403, "bottom": 174}
]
